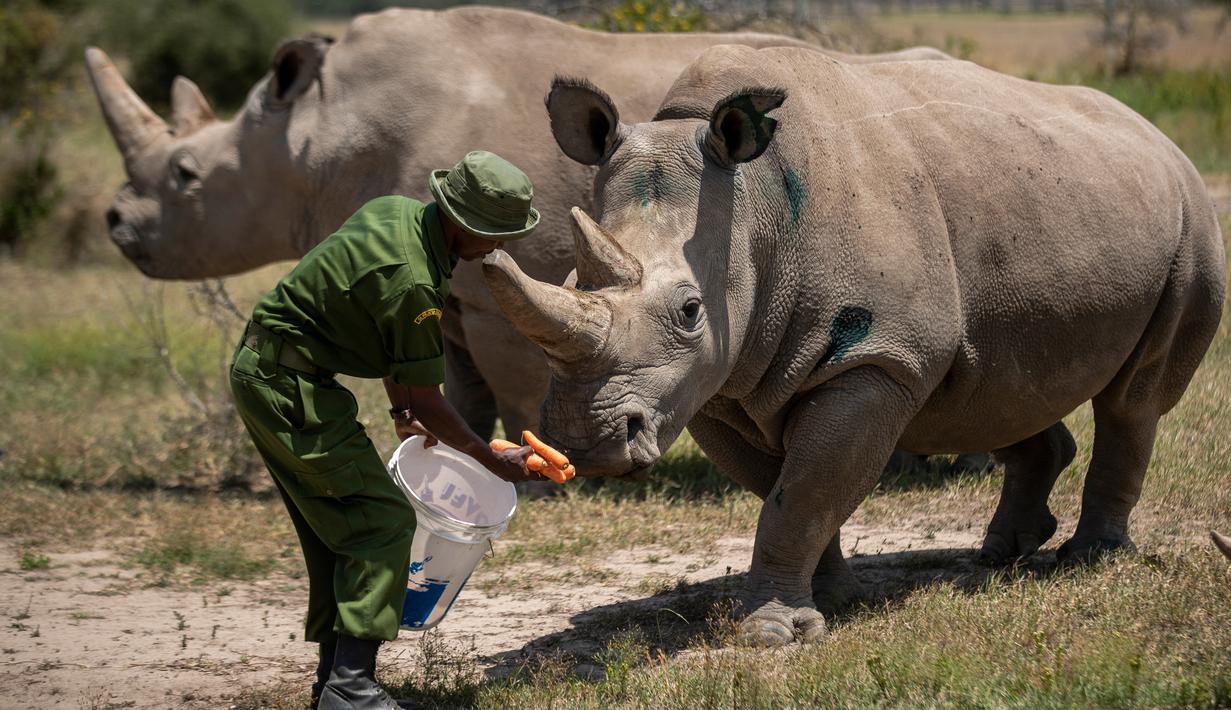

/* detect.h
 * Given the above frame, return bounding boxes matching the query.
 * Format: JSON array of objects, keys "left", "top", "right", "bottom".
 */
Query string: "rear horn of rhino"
[
  {"left": 482, "top": 250, "right": 612, "bottom": 364},
  {"left": 571, "top": 207, "right": 642, "bottom": 289},
  {"left": 171, "top": 76, "right": 216, "bottom": 136},
  {"left": 84, "top": 47, "right": 169, "bottom": 163}
]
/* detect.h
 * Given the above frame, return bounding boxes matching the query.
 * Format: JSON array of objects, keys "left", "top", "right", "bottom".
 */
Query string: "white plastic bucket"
[{"left": 387, "top": 436, "right": 516, "bottom": 631}]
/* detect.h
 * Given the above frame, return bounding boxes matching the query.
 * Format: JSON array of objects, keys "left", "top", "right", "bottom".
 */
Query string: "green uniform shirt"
[{"left": 253, "top": 196, "right": 458, "bottom": 386}]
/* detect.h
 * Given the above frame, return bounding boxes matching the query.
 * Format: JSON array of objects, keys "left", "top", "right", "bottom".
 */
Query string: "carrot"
[
  {"left": 522, "top": 430, "right": 569, "bottom": 469},
  {"left": 490, "top": 439, "right": 521, "bottom": 452},
  {"left": 540, "top": 462, "right": 574, "bottom": 484},
  {"left": 525, "top": 454, "right": 547, "bottom": 472}
]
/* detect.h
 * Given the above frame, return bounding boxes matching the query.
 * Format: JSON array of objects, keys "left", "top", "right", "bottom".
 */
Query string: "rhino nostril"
[
  {"left": 626, "top": 414, "right": 644, "bottom": 444},
  {"left": 105, "top": 208, "right": 122, "bottom": 231}
]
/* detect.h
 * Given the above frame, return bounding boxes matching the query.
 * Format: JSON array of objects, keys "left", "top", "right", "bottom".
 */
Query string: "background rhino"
[
  {"left": 483, "top": 45, "right": 1225, "bottom": 645},
  {"left": 86, "top": 5, "right": 949, "bottom": 440}
]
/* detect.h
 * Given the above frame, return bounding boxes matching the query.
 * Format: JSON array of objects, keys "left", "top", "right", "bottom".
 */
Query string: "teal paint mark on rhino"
[
  {"left": 819, "top": 306, "right": 873, "bottom": 366},
  {"left": 783, "top": 168, "right": 805, "bottom": 225},
  {"left": 632, "top": 164, "right": 667, "bottom": 210}
]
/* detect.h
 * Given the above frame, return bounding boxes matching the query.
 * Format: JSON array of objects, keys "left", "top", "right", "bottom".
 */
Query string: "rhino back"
[{"left": 668, "top": 46, "right": 1219, "bottom": 451}]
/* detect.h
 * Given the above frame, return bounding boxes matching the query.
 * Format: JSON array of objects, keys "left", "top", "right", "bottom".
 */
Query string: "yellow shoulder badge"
[{"left": 413, "top": 308, "right": 443, "bottom": 325}]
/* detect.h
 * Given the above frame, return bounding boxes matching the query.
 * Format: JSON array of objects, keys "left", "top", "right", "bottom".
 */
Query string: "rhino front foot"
[
  {"left": 1056, "top": 532, "right": 1136, "bottom": 564},
  {"left": 736, "top": 600, "right": 826, "bottom": 647},
  {"left": 979, "top": 507, "right": 1058, "bottom": 564}
]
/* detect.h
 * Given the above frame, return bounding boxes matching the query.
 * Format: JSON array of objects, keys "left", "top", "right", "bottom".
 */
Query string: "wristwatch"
[{"left": 388, "top": 407, "right": 414, "bottom": 421}]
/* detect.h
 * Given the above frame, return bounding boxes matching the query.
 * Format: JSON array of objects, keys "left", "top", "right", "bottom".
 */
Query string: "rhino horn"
[
  {"left": 85, "top": 47, "right": 168, "bottom": 162},
  {"left": 1213, "top": 531, "right": 1231, "bottom": 561},
  {"left": 571, "top": 207, "right": 642, "bottom": 289},
  {"left": 171, "top": 76, "right": 216, "bottom": 136},
  {"left": 482, "top": 249, "right": 611, "bottom": 363}
]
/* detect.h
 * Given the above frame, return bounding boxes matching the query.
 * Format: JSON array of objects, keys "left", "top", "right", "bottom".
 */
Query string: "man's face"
[
  {"left": 442, "top": 215, "right": 504, "bottom": 261},
  {"left": 455, "top": 231, "right": 503, "bottom": 261}
]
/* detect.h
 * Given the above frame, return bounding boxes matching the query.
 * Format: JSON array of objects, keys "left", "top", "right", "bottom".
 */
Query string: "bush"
[
  {"left": 589, "top": 0, "right": 709, "bottom": 33},
  {"left": 104, "top": 0, "right": 292, "bottom": 109}
]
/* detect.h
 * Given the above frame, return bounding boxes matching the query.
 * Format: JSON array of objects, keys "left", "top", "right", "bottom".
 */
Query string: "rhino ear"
[
  {"left": 267, "top": 33, "right": 334, "bottom": 111},
  {"left": 171, "top": 76, "right": 215, "bottom": 136},
  {"left": 706, "top": 88, "right": 787, "bottom": 166},
  {"left": 546, "top": 76, "right": 624, "bottom": 166}
]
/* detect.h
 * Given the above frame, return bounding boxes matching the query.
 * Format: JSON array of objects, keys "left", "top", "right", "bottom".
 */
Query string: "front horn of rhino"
[
  {"left": 84, "top": 47, "right": 169, "bottom": 165},
  {"left": 1213, "top": 531, "right": 1231, "bottom": 562},
  {"left": 482, "top": 250, "right": 612, "bottom": 364}
]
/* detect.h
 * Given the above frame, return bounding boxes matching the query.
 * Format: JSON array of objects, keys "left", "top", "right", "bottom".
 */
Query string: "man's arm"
[
  {"left": 383, "top": 376, "right": 437, "bottom": 446},
  {"left": 389, "top": 378, "right": 537, "bottom": 483}
]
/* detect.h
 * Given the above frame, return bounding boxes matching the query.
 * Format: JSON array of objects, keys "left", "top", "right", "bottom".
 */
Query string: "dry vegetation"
[{"left": 2, "top": 7, "right": 1230, "bottom": 709}]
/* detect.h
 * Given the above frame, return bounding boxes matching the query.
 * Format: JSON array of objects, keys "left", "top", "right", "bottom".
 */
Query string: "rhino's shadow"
[{"left": 480, "top": 545, "right": 1062, "bottom": 682}]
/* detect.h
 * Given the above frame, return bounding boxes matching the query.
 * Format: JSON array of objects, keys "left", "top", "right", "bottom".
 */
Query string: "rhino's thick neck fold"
[{"left": 709, "top": 152, "right": 818, "bottom": 450}]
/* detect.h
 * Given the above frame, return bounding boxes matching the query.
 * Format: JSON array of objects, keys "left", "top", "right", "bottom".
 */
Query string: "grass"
[
  {"left": 18, "top": 550, "right": 50, "bottom": 570},
  {"left": 229, "top": 550, "right": 1231, "bottom": 709}
]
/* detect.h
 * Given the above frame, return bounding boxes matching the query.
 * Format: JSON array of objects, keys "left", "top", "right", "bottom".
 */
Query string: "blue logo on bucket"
[{"left": 401, "top": 577, "right": 449, "bottom": 628}]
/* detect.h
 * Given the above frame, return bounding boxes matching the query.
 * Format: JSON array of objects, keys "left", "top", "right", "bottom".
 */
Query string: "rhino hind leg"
[
  {"left": 1059, "top": 228, "right": 1223, "bottom": 564},
  {"left": 979, "top": 422, "right": 1076, "bottom": 564},
  {"left": 1056, "top": 408, "right": 1156, "bottom": 563}
]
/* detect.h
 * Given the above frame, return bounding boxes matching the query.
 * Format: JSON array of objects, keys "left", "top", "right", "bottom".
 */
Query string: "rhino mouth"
[
  {"left": 543, "top": 407, "right": 661, "bottom": 477},
  {"left": 107, "top": 210, "right": 154, "bottom": 272}
]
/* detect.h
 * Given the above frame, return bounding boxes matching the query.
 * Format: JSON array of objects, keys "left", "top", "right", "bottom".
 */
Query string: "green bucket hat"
[{"left": 429, "top": 150, "right": 540, "bottom": 241}]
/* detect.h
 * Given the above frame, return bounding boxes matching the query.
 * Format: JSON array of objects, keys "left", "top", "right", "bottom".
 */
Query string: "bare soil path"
[{"left": 0, "top": 522, "right": 984, "bottom": 708}]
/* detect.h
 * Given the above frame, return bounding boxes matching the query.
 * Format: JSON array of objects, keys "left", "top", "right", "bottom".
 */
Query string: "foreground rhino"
[
  {"left": 86, "top": 6, "right": 947, "bottom": 439},
  {"left": 484, "top": 45, "right": 1225, "bottom": 644}
]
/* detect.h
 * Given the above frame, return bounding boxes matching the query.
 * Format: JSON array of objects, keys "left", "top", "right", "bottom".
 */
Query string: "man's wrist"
[{"left": 389, "top": 407, "right": 414, "bottom": 421}]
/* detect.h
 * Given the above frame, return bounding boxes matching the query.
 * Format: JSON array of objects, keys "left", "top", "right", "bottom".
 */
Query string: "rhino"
[
  {"left": 1215, "top": 531, "right": 1231, "bottom": 561},
  {"left": 85, "top": 5, "right": 950, "bottom": 440},
  {"left": 482, "top": 45, "right": 1226, "bottom": 645}
]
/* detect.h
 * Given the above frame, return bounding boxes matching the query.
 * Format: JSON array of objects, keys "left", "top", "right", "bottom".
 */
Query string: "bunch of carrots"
[{"left": 490, "top": 431, "right": 576, "bottom": 484}]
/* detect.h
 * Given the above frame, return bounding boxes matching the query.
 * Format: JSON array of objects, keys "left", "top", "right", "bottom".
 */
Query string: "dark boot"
[
  {"left": 309, "top": 638, "right": 337, "bottom": 710},
  {"left": 317, "top": 635, "right": 399, "bottom": 710}
]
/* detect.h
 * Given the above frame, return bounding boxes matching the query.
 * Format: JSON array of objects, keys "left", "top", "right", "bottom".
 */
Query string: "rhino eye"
[
  {"left": 169, "top": 152, "right": 202, "bottom": 192},
  {"left": 680, "top": 299, "right": 701, "bottom": 328}
]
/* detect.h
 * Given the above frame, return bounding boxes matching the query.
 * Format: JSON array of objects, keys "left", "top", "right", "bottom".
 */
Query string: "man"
[{"left": 229, "top": 151, "right": 542, "bottom": 710}]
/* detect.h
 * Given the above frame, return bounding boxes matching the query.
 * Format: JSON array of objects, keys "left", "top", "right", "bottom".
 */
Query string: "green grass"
[
  {"left": 1065, "top": 67, "right": 1231, "bottom": 174},
  {"left": 17, "top": 550, "right": 50, "bottom": 570}
]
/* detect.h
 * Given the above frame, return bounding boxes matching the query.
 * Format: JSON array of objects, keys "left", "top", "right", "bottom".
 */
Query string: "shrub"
[
  {"left": 104, "top": 0, "right": 292, "bottom": 109},
  {"left": 589, "top": 0, "right": 709, "bottom": 33}
]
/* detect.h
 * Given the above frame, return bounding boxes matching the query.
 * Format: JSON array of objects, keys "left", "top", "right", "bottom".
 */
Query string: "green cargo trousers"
[{"left": 229, "top": 331, "right": 415, "bottom": 642}]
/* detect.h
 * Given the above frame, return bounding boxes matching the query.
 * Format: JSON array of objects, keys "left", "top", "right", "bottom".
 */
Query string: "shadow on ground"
[{"left": 477, "top": 544, "right": 1060, "bottom": 683}]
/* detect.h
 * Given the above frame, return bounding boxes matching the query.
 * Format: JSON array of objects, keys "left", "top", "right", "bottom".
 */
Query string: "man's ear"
[
  {"left": 545, "top": 76, "right": 625, "bottom": 166},
  {"left": 705, "top": 88, "right": 787, "bottom": 166},
  {"left": 267, "top": 33, "right": 334, "bottom": 110}
]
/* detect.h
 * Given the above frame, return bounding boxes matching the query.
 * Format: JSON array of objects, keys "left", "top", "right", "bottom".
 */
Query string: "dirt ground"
[{"left": 0, "top": 521, "right": 985, "bottom": 708}]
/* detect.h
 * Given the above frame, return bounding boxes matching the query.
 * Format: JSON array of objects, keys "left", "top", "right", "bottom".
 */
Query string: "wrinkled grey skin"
[
  {"left": 484, "top": 45, "right": 1225, "bottom": 645},
  {"left": 85, "top": 6, "right": 949, "bottom": 440}
]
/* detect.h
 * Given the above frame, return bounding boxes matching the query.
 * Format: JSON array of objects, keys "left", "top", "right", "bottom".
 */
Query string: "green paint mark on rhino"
[
  {"left": 633, "top": 164, "right": 667, "bottom": 210},
  {"left": 783, "top": 168, "right": 805, "bottom": 225},
  {"left": 819, "top": 306, "right": 873, "bottom": 365}
]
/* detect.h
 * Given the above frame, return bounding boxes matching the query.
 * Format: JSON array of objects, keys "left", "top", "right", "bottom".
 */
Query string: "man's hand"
[
  {"left": 394, "top": 417, "right": 438, "bottom": 447},
  {"left": 487, "top": 445, "right": 544, "bottom": 484}
]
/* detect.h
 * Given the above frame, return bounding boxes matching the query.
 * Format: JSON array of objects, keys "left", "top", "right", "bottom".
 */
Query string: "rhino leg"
[
  {"left": 688, "top": 410, "right": 781, "bottom": 499},
  {"left": 443, "top": 336, "right": 498, "bottom": 440},
  {"left": 1057, "top": 408, "right": 1156, "bottom": 563},
  {"left": 738, "top": 368, "right": 915, "bottom": 647},
  {"left": 811, "top": 530, "right": 866, "bottom": 616},
  {"left": 690, "top": 412, "right": 866, "bottom": 614},
  {"left": 979, "top": 422, "right": 1076, "bottom": 564}
]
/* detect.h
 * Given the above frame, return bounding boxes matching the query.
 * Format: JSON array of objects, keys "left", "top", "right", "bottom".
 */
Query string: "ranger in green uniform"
[{"left": 230, "top": 151, "right": 543, "bottom": 710}]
